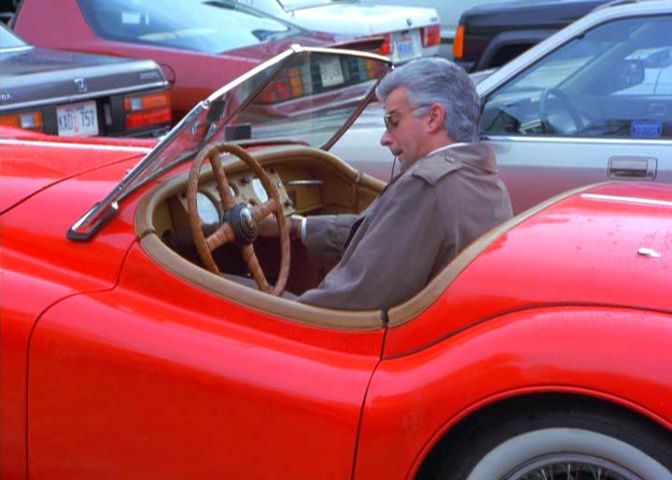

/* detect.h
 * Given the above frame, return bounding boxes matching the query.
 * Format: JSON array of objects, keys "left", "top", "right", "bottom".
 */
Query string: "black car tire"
[{"left": 435, "top": 404, "right": 672, "bottom": 480}]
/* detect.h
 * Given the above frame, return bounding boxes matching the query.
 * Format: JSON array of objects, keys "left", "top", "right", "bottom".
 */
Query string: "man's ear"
[{"left": 426, "top": 103, "right": 446, "bottom": 133}]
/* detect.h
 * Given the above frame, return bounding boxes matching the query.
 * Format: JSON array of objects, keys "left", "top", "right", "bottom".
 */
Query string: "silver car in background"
[
  {"left": 333, "top": 0, "right": 672, "bottom": 213},
  {"left": 235, "top": 0, "right": 440, "bottom": 63},
  {"left": 358, "top": 0, "right": 513, "bottom": 57}
]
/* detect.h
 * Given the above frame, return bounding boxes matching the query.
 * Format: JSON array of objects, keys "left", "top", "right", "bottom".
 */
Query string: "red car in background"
[
  {"left": 11, "top": 0, "right": 350, "bottom": 121},
  {"left": 2, "top": 46, "right": 672, "bottom": 480}
]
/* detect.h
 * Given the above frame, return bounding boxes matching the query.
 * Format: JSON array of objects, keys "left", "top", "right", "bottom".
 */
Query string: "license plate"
[
  {"left": 395, "top": 31, "right": 417, "bottom": 59},
  {"left": 319, "top": 56, "right": 344, "bottom": 87},
  {"left": 57, "top": 101, "right": 99, "bottom": 137}
]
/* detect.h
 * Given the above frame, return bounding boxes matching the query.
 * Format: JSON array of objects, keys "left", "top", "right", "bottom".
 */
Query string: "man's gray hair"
[{"left": 376, "top": 57, "right": 481, "bottom": 142}]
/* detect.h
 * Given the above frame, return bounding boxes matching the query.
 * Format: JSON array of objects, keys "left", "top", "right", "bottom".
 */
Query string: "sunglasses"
[{"left": 383, "top": 106, "right": 428, "bottom": 132}]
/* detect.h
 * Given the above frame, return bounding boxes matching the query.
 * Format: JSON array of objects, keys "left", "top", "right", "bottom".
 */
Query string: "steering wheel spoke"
[
  {"left": 206, "top": 223, "right": 235, "bottom": 251},
  {"left": 210, "top": 156, "right": 236, "bottom": 211},
  {"left": 251, "top": 199, "right": 280, "bottom": 221},
  {"left": 241, "top": 245, "right": 272, "bottom": 293}
]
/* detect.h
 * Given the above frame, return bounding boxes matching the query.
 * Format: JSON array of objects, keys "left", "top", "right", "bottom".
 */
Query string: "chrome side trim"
[
  {"left": 483, "top": 135, "right": 672, "bottom": 146},
  {"left": 0, "top": 81, "right": 168, "bottom": 112},
  {"left": 638, "top": 247, "right": 662, "bottom": 258},
  {"left": 0, "top": 46, "right": 33, "bottom": 53},
  {"left": 581, "top": 193, "right": 672, "bottom": 208},
  {"left": 285, "top": 179, "right": 324, "bottom": 186}
]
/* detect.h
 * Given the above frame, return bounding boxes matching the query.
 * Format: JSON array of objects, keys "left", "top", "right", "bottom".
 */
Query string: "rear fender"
[{"left": 354, "top": 306, "right": 672, "bottom": 479}]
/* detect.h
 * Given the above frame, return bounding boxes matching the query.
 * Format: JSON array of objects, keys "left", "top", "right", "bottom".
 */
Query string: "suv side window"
[{"left": 481, "top": 15, "right": 672, "bottom": 140}]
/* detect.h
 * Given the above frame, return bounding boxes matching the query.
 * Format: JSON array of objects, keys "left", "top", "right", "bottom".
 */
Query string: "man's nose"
[{"left": 380, "top": 129, "right": 392, "bottom": 146}]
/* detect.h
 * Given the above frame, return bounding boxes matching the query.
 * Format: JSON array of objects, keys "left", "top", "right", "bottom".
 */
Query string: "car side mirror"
[{"left": 614, "top": 59, "right": 645, "bottom": 90}]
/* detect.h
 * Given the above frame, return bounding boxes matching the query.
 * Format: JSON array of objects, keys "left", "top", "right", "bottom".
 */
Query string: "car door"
[
  {"left": 480, "top": 13, "right": 672, "bottom": 213},
  {"left": 26, "top": 243, "right": 386, "bottom": 479}
]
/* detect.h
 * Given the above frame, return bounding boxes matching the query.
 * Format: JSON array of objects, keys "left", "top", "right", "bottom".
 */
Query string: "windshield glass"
[
  {"left": 78, "top": 0, "right": 299, "bottom": 53},
  {"left": 0, "top": 24, "right": 29, "bottom": 50},
  {"left": 70, "top": 47, "right": 390, "bottom": 240},
  {"left": 123, "top": 47, "right": 389, "bottom": 198}
]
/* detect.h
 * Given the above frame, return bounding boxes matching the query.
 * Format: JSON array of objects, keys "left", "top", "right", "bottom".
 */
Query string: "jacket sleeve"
[
  {"left": 303, "top": 214, "right": 359, "bottom": 264},
  {"left": 298, "top": 179, "right": 447, "bottom": 310}
]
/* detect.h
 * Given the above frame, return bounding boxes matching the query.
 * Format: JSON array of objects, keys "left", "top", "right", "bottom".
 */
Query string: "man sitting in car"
[{"left": 262, "top": 57, "right": 513, "bottom": 310}]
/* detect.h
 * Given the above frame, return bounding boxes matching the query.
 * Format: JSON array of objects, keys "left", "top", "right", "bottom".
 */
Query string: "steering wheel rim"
[
  {"left": 539, "top": 87, "right": 584, "bottom": 134},
  {"left": 187, "top": 141, "right": 290, "bottom": 296}
]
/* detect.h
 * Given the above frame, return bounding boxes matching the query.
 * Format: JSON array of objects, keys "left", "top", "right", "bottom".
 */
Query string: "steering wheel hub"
[{"left": 223, "top": 203, "right": 258, "bottom": 245}]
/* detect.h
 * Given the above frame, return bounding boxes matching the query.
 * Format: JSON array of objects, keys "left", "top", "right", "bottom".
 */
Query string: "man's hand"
[{"left": 256, "top": 215, "right": 280, "bottom": 237}]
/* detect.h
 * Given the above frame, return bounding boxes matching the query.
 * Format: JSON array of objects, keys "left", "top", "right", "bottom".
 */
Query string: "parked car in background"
[
  {"left": 453, "top": 0, "right": 609, "bottom": 72},
  {"left": 11, "top": 0, "right": 356, "bottom": 121},
  {"left": 0, "top": 0, "right": 18, "bottom": 24},
  {"left": 333, "top": 0, "right": 672, "bottom": 213},
  {"left": 358, "top": 0, "right": 513, "bottom": 57},
  {"left": 235, "top": 0, "right": 440, "bottom": 63},
  {"left": 3, "top": 44, "right": 672, "bottom": 480},
  {"left": 0, "top": 24, "right": 170, "bottom": 138}
]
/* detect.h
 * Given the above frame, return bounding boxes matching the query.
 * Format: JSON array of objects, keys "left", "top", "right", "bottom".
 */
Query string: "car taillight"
[
  {"left": 257, "top": 66, "right": 305, "bottom": 103},
  {"left": 124, "top": 91, "right": 172, "bottom": 130},
  {"left": 421, "top": 24, "right": 441, "bottom": 48},
  {"left": 0, "top": 111, "right": 44, "bottom": 131},
  {"left": 380, "top": 33, "right": 392, "bottom": 56},
  {"left": 453, "top": 24, "right": 465, "bottom": 60}
]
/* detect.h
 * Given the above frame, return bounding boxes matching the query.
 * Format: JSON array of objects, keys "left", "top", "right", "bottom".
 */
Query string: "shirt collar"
[{"left": 426, "top": 142, "right": 471, "bottom": 158}]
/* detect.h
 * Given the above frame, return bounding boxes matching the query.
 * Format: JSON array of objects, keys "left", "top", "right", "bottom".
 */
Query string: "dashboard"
[{"left": 139, "top": 146, "right": 384, "bottom": 258}]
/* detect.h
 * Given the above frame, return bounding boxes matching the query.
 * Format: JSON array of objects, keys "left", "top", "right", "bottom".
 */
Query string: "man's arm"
[
  {"left": 298, "top": 179, "right": 447, "bottom": 310},
  {"left": 302, "top": 214, "right": 359, "bottom": 264}
]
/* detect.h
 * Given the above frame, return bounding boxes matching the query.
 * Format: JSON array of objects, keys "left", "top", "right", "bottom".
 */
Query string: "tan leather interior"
[
  {"left": 136, "top": 145, "right": 385, "bottom": 330},
  {"left": 136, "top": 143, "right": 602, "bottom": 330},
  {"left": 387, "top": 183, "right": 604, "bottom": 326}
]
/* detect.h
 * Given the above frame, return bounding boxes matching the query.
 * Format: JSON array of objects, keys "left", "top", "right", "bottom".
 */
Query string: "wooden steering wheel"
[{"left": 187, "top": 142, "right": 290, "bottom": 296}]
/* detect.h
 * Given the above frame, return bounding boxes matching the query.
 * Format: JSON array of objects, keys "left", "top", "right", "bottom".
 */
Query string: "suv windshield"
[{"left": 78, "top": 0, "right": 299, "bottom": 53}]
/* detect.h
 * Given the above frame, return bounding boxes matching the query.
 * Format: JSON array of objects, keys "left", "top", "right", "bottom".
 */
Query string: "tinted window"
[
  {"left": 482, "top": 15, "right": 672, "bottom": 140},
  {"left": 78, "top": 0, "right": 298, "bottom": 53}
]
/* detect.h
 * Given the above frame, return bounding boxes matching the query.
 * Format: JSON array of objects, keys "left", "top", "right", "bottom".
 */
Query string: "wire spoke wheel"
[{"left": 506, "top": 453, "right": 642, "bottom": 480}]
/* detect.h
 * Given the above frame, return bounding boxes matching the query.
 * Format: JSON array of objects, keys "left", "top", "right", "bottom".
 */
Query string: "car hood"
[
  {"left": 0, "top": 47, "right": 166, "bottom": 111},
  {"left": 291, "top": 4, "right": 438, "bottom": 36},
  {"left": 0, "top": 131, "right": 151, "bottom": 213}
]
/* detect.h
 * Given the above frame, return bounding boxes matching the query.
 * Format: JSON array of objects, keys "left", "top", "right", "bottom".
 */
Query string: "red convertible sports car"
[{"left": 2, "top": 46, "right": 671, "bottom": 480}]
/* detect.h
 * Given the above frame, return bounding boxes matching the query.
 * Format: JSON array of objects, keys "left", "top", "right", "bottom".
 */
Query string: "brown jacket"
[{"left": 298, "top": 142, "right": 513, "bottom": 310}]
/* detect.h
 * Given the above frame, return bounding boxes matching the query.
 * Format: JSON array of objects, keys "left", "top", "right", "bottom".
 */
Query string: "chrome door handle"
[{"left": 608, "top": 156, "right": 657, "bottom": 179}]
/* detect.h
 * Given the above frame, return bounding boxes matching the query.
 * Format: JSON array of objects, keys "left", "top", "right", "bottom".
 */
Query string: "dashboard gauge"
[
  {"left": 196, "top": 192, "right": 220, "bottom": 224},
  {"left": 251, "top": 178, "right": 268, "bottom": 203}
]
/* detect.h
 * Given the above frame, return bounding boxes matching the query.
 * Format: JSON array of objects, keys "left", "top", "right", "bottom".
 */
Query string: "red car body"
[
  {"left": 2, "top": 47, "right": 672, "bottom": 479},
  {"left": 12, "top": 0, "right": 337, "bottom": 120},
  {"left": 2, "top": 131, "right": 672, "bottom": 478}
]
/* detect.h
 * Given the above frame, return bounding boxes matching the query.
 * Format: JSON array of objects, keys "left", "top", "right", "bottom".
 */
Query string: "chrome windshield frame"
[{"left": 67, "top": 44, "right": 391, "bottom": 241}]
